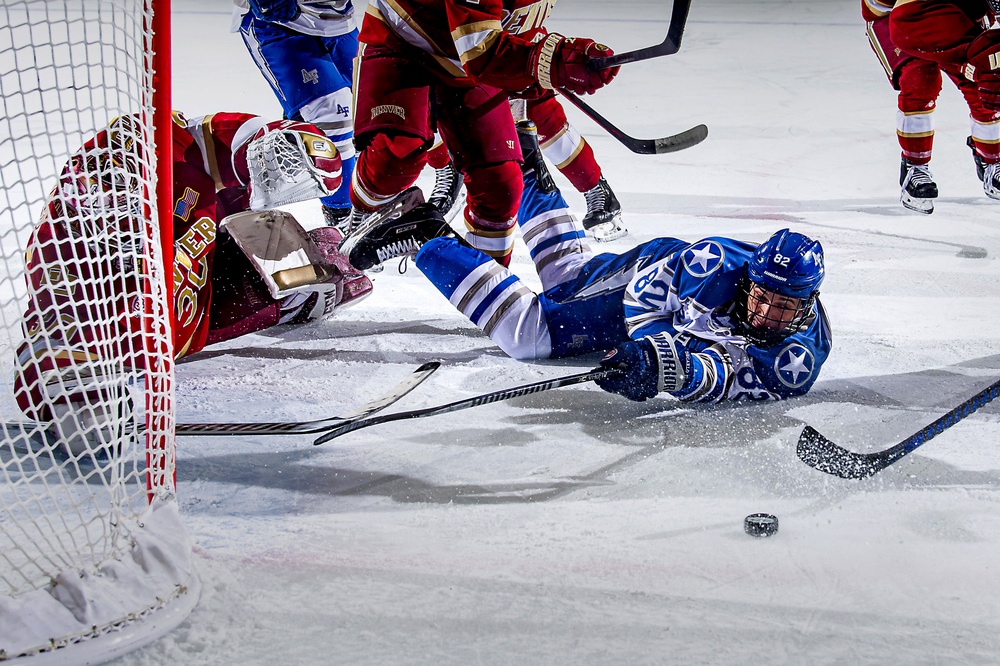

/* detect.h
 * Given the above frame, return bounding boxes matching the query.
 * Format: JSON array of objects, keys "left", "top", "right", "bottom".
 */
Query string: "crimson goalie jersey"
[{"left": 15, "top": 112, "right": 263, "bottom": 420}]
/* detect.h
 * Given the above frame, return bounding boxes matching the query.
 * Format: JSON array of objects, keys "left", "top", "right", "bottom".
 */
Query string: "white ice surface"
[{"left": 114, "top": 1, "right": 1000, "bottom": 664}]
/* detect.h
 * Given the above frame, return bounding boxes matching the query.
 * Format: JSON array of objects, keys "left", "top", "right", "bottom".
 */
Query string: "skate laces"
[
  {"left": 430, "top": 163, "right": 457, "bottom": 201},
  {"left": 984, "top": 163, "right": 1000, "bottom": 198},
  {"left": 906, "top": 164, "right": 934, "bottom": 188},
  {"left": 584, "top": 183, "right": 606, "bottom": 214},
  {"left": 375, "top": 238, "right": 422, "bottom": 264}
]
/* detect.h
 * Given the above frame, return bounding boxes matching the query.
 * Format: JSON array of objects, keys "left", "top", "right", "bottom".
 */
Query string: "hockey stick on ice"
[
  {"left": 175, "top": 362, "right": 440, "bottom": 436},
  {"left": 312, "top": 367, "right": 622, "bottom": 445},
  {"left": 558, "top": 89, "right": 708, "bottom": 155},
  {"left": 588, "top": 0, "right": 693, "bottom": 69},
  {"left": 797, "top": 377, "right": 1000, "bottom": 479}
]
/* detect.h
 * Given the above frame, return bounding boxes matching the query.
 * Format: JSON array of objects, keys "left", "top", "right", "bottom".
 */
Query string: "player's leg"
[
  {"left": 437, "top": 84, "right": 522, "bottom": 267},
  {"left": 415, "top": 237, "right": 553, "bottom": 359},
  {"left": 896, "top": 59, "right": 942, "bottom": 213},
  {"left": 867, "top": 12, "right": 941, "bottom": 213},
  {"left": 945, "top": 64, "right": 1000, "bottom": 199},
  {"left": 527, "top": 92, "right": 625, "bottom": 242},
  {"left": 515, "top": 124, "right": 594, "bottom": 291},
  {"left": 350, "top": 46, "right": 436, "bottom": 232},
  {"left": 238, "top": 18, "right": 358, "bottom": 228}
]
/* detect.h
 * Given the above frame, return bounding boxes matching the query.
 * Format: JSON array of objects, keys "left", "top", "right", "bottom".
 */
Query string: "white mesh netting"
[{"left": 0, "top": 1, "right": 197, "bottom": 662}]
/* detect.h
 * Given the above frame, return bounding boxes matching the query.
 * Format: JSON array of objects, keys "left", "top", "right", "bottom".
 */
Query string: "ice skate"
[
  {"left": 899, "top": 158, "right": 937, "bottom": 214},
  {"left": 321, "top": 205, "right": 352, "bottom": 234},
  {"left": 428, "top": 160, "right": 465, "bottom": 223},
  {"left": 582, "top": 177, "right": 627, "bottom": 242},
  {"left": 968, "top": 136, "right": 986, "bottom": 183},
  {"left": 516, "top": 120, "right": 557, "bottom": 194},
  {"left": 983, "top": 163, "right": 1000, "bottom": 200},
  {"left": 339, "top": 187, "right": 454, "bottom": 271}
]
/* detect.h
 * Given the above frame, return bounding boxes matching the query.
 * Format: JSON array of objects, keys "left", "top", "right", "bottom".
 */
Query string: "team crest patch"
[
  {"left": 681, "top": 240, "right": 724, "bottom": 277},
  {"left": 773, "top": 343, "right": 815, "bottom": 389},
  {"left": 173, "top": 187, "right": 199, "bottom": 222}
]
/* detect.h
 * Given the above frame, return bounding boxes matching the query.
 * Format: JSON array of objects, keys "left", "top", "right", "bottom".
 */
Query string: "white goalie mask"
[
  {"left": 243, "top": 120, "right": 343, "bottom": 211},
  {"left": 55, "top": 117, "right": 147, "bottom": 263}
]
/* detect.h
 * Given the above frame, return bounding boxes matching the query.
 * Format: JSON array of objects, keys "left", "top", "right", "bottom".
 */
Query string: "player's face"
[{"left": 746, "top": 283, "right": 803, "bottom": 335}]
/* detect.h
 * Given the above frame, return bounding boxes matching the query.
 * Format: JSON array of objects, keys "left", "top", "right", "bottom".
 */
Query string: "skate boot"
[
  {"left": 899, "top": 158, "right": 938, "bottom": 214},
  {"left": 428, "top": 160, "right": 465, "bottom": 222},
  {"left": 339, "top": 187, "right": 455, "bottom": 271},
  {"left": 984, "top": 163, "right": 1000, "bottom": 200},
  {"left": 516, "top": 120, "right": 557, "bottom": 194},
  {"left": 968, "top": 136, "right": 986, "bottom": 183},
  {"left": 582, "top": 177, "right": 627, "bottom": 242},
  {"left": 322, "top": 205, "right": 353, "bottom": 234}
]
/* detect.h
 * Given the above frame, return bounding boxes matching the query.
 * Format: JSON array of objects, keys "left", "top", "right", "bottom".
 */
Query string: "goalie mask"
[
  {"left": 737, "top": 228, "right": 824, "bottom": 346},
  {"left": 55, "top": 115, "right": 147, "bottom": 259}
]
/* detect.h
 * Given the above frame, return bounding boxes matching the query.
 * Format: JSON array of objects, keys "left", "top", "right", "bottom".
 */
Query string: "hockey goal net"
[{"left": 0, "top": 0, "right": 197, "bottom": 663}]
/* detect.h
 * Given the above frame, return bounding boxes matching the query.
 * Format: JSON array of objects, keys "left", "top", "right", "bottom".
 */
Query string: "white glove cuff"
[{"left": 646, "top": 332, "right": 686, "bottom": 393}]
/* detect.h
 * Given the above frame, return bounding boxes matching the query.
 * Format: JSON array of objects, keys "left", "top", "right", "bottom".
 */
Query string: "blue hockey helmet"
[
  {"left": 738, "top": 229, "right": 824, "bottom": 345},
  {"left": 747, "top": 229, "right": 825, "bottom": 299}
]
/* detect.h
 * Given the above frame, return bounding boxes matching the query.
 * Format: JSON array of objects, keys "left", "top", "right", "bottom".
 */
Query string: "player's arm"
[
  {"left": 595, "top": 332, "right": 735, "bottom": 403},
  {"left": 445, "top": 0, "right": 619, "bottom": 95}
]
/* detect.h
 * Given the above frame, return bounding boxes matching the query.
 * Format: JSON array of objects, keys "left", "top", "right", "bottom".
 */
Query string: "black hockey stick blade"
[
  {"left": 558, "top": 88, "right": 708, "bottom": 155},
  {"left": 589, "top": 0, "right": 693, "bottom": 69},
  {"left": 795, "top": 426, "right": 907, "bottom": 480},
  {"left": 175, "top": 361, "right": 440, "bottom": 436},
  {"left": 313, "top": 367, "right": 621, "bottom": 445},
  {"left": 797, "top": 377, "right": 1000, "bottom": 479}
]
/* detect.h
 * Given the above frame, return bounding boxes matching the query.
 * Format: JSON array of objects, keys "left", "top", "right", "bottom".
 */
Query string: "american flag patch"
[{"left": 174, "top": 187, "right": 199, "bottom": 222}]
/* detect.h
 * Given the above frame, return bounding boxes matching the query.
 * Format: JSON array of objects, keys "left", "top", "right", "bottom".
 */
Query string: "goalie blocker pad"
[{"left": 220, "top": 209, "right": 342, "bottom": 301}]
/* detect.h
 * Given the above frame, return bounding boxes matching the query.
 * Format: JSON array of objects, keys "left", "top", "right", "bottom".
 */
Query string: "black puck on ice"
[{"left": 744, "top": 513, "right": 779, "bottom": 538}]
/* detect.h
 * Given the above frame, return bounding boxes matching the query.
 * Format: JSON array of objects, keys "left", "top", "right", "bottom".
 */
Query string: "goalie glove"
[
  {"left": 596, "top": 333, "right": 690, "bottom": 402},
  {"left": 234, "top": 119, "right": 342, "bottom": 211},
  {"left": 530, "top": 34, "right": 620, "bottom": 95},
  {"left": 966, "top": 30, "right": 1000, "bottom": 112},
  {"left": 247, "top": 0, "right": 301, "bottom": 22}
]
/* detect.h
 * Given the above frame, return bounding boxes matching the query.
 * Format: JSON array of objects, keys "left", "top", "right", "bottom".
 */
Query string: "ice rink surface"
[{"left": 115, "top": 1, "right": 1000, "bottom": 663}]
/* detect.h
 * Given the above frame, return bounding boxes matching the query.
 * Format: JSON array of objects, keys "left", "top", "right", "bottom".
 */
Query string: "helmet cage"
[{"left": 736, "top": 274, "right": 816, "bottom": 346}]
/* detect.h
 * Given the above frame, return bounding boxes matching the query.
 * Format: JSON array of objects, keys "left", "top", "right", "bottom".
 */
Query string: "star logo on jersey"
[
  {"left": 682, "top": 241, "right": 724, "bottom": 277},
  {"left": 773, "top": 343, "right": 815, "bottom": 389}
]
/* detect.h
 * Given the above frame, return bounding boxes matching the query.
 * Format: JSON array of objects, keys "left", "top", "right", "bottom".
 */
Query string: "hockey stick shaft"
[
  {"left": 174, "top": 362, "right": 440, "bottom": 436},
  {"left": 588, "top": 0, "right": 693, "bottom": 69},
  {"left": 797, "top": 376, "right": 1000, "bottom": 479},
  {"left": 558, "top": 88, "right": 708, "bottom": 155},
  {"left": 313, "top": 367, "right": 621, "bottom": 445}
]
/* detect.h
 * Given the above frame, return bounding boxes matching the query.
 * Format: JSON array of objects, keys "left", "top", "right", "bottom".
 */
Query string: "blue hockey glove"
[
  {"left": 596, "top": 333, "right": 689, "bottom": 402},
  {"left": 248, "top": 0, "right": 301, "bottom": 22}
]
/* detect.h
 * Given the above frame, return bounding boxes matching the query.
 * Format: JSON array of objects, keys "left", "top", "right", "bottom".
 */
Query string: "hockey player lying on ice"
[
  {"left": 14, "top": 112, "right": 371, "bottom": 449},
  {"left": 341, "top": 127, "right": 833, "bottom": 404}
]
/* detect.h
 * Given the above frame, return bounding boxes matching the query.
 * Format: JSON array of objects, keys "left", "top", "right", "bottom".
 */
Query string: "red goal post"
[{"left": 0, "top": 0, "right": 197, "bottom": 663}]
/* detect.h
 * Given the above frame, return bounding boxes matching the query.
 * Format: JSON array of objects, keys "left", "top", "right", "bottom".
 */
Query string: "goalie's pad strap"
[{"left": 272, "top": 264, "right": 334, "bottom": 291}]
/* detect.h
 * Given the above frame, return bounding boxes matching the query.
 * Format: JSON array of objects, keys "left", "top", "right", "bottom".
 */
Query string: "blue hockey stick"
[{"left": 797, "top": 377, "right": 1000, "bottom": 479}]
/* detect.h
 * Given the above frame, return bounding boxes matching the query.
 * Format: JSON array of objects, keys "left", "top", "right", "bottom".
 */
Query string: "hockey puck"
[{"left": 744, "top": 513, "right": 779, "bottom": 538}]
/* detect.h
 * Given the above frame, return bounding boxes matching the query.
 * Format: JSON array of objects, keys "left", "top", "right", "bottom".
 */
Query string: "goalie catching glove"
[
  {"left": 233, "top": 119, "right": 342, "bottom": 211},
  {"left": 596, "top": 332, "right": 691, "bottom": 402},
  {"left": 530, "top": 34, "right": 620, "bottom": 95}
]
